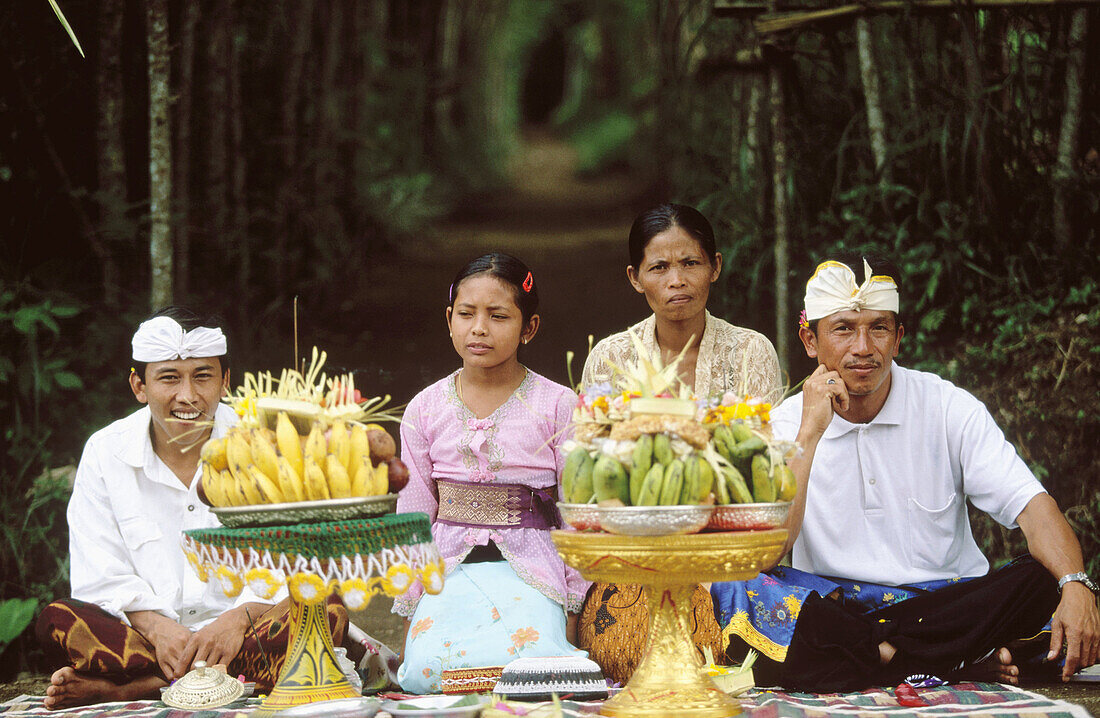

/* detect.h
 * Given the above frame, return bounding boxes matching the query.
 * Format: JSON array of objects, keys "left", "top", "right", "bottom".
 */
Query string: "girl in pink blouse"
[{"left": 395, "top": 253, "right": 589, "bottom": 693}]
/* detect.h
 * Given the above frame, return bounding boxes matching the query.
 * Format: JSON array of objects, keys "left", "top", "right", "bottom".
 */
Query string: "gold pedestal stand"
[{"left": 552, "top": 529, "right": 787, "bottom": 718}]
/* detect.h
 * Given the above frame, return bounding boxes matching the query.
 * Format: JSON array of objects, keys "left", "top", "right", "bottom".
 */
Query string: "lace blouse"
[
  {"left": 581, "top": 311, "right": 782, "bottom": 402},
  {"left": 394, "top": 368, "right": 589, "bottom": 616}
]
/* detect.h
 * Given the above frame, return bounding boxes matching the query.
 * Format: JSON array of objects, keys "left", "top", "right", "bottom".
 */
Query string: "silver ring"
[{"left": 826, "top": 379, "right": 836, "bottom": 385}]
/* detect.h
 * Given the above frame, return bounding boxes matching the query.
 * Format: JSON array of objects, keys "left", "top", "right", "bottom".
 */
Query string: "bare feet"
[
  {"left": 43, "top": 666, "right": 166, "bottom": 710},
  {"left": 955, "top": 647, "right": 1020, "bottom": 685}
]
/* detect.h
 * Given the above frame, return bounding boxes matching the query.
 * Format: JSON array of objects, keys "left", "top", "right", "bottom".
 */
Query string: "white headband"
[
  {"left": 132, "top": 316, "right": 227, "bottom": 362},
  {"left": 804, "top": 259, "right": 899, "bottom": 321}
]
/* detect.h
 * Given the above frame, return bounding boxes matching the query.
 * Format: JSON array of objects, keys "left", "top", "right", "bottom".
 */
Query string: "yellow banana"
[
  {"left": 236, "top": 459, "right": 265, "bottom": 505},
  {"left": 371, "top": 460, "right": 389, "bottom": 496},
  {"left": 201, "top": 462, "right": 227, "bottom": 507},
  {"left": 326, "top": 453, "right": 352, "bottom": 499},
  {"left": 250, "top": 428, "right": 281, "bottom": 482},
  {"left": 277, "top": 455, "right": 305, "bottom": 503},
  {"left": 303, "top": 455, "right": 331, "bottom": 501},
  {"left": 225, "top": 429, "right": 251, "bottom": 484},
  {"left": 276, "top": 411, "right": 304, "bottom": 479},
  {"left": 304, "top": 422, "right": 327, "bottom": 467},
  {"left": 329, "top": 420, "right": 351, "bottom": 473},
  {"left": 222, "top": 469, "right": 247, "bottom": 507},
  {"left": 246, "top": 463, "right": 285, "bottom": 504},
  {"left": 200, "top": 437, "right": 229, "bottom": 472},
  {"left": 348, "top": 424, "right": 370, "bottom": 483},
  {"left": 350, "top": 454, "right": 373, "bottom": 497}
]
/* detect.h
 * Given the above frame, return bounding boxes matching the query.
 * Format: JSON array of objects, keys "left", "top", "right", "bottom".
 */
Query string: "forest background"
[{"left": 1, "top": 0, "right": 1097, "bottom": 674}]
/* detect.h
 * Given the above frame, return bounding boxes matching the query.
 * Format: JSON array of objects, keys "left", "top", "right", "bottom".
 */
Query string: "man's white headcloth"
[
  {"left": 804, "top": 258, "right": 899, "bottom": 321},
  {"left": 132, "top": 316, "right": 227, "bottom": 362}
]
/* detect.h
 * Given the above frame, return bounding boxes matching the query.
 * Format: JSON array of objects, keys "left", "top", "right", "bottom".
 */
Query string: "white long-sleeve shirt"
[{"left": 68, "top": 404, "right": 270, "bottom": 629}]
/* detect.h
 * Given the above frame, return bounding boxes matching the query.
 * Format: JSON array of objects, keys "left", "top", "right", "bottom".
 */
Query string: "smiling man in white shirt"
[
  {"left": 36, "top": 307, "right": 346, "bottom": 710},
  {"left": 711, "top": 255, "right": 1098, "bottom": 691}
]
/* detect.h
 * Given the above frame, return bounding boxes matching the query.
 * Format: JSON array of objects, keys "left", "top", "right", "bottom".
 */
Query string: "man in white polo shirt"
[
  {"left": 36, "top": 307, "right": 347, "bottom": 710},
  {"left": 711, "top": 255, "right": 1097, "bottom": 691}
]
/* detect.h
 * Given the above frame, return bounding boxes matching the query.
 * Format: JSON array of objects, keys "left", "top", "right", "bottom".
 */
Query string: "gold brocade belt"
[{"left": 435, "top": 478, "right": 559, "bottom": 530}]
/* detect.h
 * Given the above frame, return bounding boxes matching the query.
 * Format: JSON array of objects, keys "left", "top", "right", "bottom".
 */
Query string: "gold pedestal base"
[
  {"left": 257, "top": 599, "right": 359, "bottom": 712},
  {"left": 552, "top": 529, "right": 787, "bottom": 718}
]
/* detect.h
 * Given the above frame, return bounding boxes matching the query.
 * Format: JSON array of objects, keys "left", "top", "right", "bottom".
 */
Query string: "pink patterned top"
[{"left": 394, "top": 368, "right": 590, "bottom": 617}]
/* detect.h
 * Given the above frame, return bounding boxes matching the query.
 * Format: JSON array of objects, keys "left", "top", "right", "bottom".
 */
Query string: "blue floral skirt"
[{"left": 398, "top": 561, "right": 585, "bottom": 694}]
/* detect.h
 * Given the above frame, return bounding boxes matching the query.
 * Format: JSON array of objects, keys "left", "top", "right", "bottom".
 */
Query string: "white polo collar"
[{"left": 822, "top": 363, "right": 907, "bottom": 438}]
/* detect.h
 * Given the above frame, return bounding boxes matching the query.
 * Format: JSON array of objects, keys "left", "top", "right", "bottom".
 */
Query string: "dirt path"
[{"left": 329, "top": 130, "right": 653, "bottom": 404}]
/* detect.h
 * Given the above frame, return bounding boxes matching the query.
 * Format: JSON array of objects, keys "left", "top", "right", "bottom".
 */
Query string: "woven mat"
[
  {"left": 0, "top": 696, "right": 259, "bottom": 718},
  {"left": 2, "top": 683, "right": 1090, "bottom": 718},
  {"left": 741, "top": 682, "right": 1092, "bottom": 718}
]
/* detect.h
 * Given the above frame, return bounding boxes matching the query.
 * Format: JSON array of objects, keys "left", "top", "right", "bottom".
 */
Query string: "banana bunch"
[
  {"left": 711, "top": 424, "right": 796, "bottom": 504},
  {"left": 199, "top": 411, "right": 404, "bottom": 507},
  {"left": 561, "top": 432, "right": 717, "bottom": 506}
]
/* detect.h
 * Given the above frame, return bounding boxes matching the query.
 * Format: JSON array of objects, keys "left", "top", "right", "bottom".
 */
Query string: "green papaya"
[
  {"left": 715, "top": 468, "right": 732, "bottom": 504},
  {"left": 561, "top": 447, "right": 589, "bottom": 503},
  {"left": 637, "top": 464, "right": 664, "bottom": 506},
  {"left": 680, "top": 455, "right": 700, "bottom": 504},
  {"left": 658, "top": 459, "right": 685, "bottom": 505},
  {"left": 712, "top": 425, "right": 734, "bottom": 461},
  {"left": 653, "top": 433, "right": 674, "bottom": 466},
  {"left": 723, "top": 465, "right": 754, "bottom": 503},
  {"left": 629, "top": 435, "right": 654, "bottom": 505},
  {"left": 751, "top": 454, "right": 777, "bottom": 503},
  {"left": 730, "top": 436, "right": 767, "bottom": 462},
  {"left": 774, "top": 462, "right": 797, "bottom": 502},
  {"left": 593, "top": 455, "right": 630, "bottom": 504},
  {"left": 695, "top": 456, "right": 716, "bottom": 503},
  {"left": 571, "top": 452, "right": 596, "bottom": 503},
  {"left": 730, "top": 422, "right": 755, "bottom": 444}
]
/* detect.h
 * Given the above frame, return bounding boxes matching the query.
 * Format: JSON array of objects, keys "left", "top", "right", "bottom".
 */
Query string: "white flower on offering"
[{"left": 339, "top": 578, "right": 372, "bottom": 611}]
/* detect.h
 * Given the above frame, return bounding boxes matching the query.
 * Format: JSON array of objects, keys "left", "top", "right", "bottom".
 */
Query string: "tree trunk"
[
  {"left": 174, "top": 2, "right": 199, "bottom": 299},
  {"left": 1052, "top": 9, "right": 1088, "bottom": 249},
  {"left": 227, "top": 1, "right": 250, "bottom": 321},
  {"left": 856, "top": 15, "right": 889, "bottom": 183},
  {"left": 204, "top": 0, "right": 229, "bottom": 275},
  {"left": 147, "top": 0, "right": 173, "bottom": 310},
  {"left": 744, "top": 74, "right": 766, "bottom": 224},
  {"left": 275, "top": 0, "right": 314, "bottom": 290},
  {"left": 770, "top": 61, "right": 790, "bottom": 376},
  {"left": 95, "top": 0, "right": 126, "bottom": 308}
]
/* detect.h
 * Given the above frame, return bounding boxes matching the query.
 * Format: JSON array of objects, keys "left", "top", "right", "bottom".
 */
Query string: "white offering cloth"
[
  {"left": 67, "top": 403, "right": 276, "bottom": 629},
  {"left": 771, "top": 364, "right": 1045, "bottom": 586},
  {"left": 804, "top": 259, "right": 899, "bottom": 321},
  {"left": 581, "top": 311, "right": 782, "bottom": 403},
  {"left": 132, "top": 316, "right": 227, "bottom": 362}
]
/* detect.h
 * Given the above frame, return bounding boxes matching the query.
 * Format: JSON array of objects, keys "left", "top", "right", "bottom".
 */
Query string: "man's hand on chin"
[{"left": 1049, "top": 582, "right": 1100, "bottom": 680}]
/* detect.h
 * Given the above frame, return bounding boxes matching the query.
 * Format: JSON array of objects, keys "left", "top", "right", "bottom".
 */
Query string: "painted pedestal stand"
[{"left": 184, "top": 513, "right": 444, "bottom": 713}]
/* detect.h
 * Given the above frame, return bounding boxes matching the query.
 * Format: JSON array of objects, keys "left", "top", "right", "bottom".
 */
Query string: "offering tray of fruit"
[
  {"left": 195, "top": 348, "right": 410, "bottom": 527},
  {"left": 560, "top": 331, "right": 797, "bottom": 537},
  {"left": 184, "top": 513, "right": 444, "bottom": 714},
  {"left": 211, "top": 494, "right": 398, "bottom": 528}
]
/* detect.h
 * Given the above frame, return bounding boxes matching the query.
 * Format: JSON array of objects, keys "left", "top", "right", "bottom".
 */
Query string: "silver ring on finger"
[{"left": 826, "top": 379, "right": 836, "bottom": 385}]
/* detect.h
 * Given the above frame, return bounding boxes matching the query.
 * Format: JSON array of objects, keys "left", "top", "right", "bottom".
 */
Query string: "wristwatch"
[{"left": 1058, "top": 572, "right": 1100, "bottom": 595}]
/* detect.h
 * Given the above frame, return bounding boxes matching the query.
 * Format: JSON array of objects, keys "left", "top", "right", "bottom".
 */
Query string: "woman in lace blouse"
[{"left": 578, "top": 203, "right": 782, "bottom": 683}]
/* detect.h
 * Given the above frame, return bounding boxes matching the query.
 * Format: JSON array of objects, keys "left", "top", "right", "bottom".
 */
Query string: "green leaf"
[
  {"left": 50, "top": 305, "right": 80, "bottom": 318},
  {"left": 47, "top": 0, "right": 85, "bottom": 58},
  {"left": 0, "top": 597, "right": 39, "bottom": 647},
  {"left": 53, "top": 371, "right": 83, "bottom": 389},
  {"left": 12, "top": 307, "right": 44, "bottom": 334}
]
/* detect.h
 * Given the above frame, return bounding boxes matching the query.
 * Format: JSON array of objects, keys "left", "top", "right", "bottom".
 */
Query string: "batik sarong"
[{"left": 36, "top": 596, "right": 348, "bottom": 692}]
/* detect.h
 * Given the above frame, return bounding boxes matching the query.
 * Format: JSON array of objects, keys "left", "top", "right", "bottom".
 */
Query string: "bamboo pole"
[{"left": 752, "top": 0, "right": 1100, "bottom": 34}]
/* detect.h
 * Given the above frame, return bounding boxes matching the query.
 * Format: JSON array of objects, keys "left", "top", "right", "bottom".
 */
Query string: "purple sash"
[{"left": 435, "top": 478, "right": 561, "bottom": 530}]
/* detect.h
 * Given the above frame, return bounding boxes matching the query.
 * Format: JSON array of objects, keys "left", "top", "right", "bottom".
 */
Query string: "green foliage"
[
  {"left": 0, "top": 598, "right": 39, "bottom": 656},
  {"left": 569, "top": 110, "right": 639, "bottom": 174}
]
